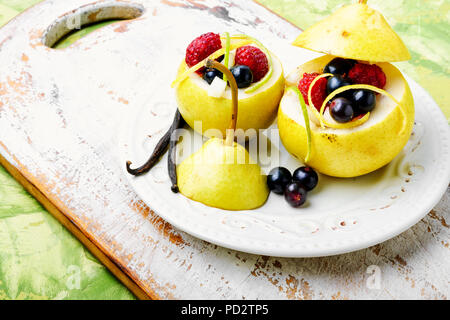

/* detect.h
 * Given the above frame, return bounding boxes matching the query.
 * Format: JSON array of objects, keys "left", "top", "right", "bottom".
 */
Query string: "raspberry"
[
  {"left": 348, "top": 63, "right": 386, "bottom": 89},
  {"left": 235, "top": 46, "right": 269, "bottom": 82},
  {"left": 185, "top": 32, "right": 222, "bottom": 74},
  {"left": 298, "top": 73, "right": 328, "bottom": 111}
]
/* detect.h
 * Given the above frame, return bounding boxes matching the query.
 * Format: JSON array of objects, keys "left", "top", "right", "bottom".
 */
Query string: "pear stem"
[
  {"left": 206, "top": 59, "right": 239, "bottom": 146},
  {"left": 358, "top": 0, "right": 368, "bottom": 4}
]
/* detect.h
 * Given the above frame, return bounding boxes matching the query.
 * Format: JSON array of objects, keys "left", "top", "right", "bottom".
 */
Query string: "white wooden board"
[{"left": 0, "top": 0, "right": 448, "bottom": 299}]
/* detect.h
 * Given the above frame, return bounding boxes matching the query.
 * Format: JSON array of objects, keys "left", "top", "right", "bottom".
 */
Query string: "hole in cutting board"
[
  {"left": 52, "top": 19, "right": 120, "bottom": 49},
  {"left": 43, "top": 2, "right": 144, "bottom": 48}
]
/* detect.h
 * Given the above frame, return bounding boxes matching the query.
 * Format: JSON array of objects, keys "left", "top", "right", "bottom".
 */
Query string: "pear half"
[
  {"left": 177, "top": 60, "right": 269, "bottom": 211},
  {"left": 278, "top": 55, "right": 415, "bottom": 178},
  {"left": 176, "top": 42, "right": 285, "bottom": 138},
  {"left": 177, "top": 138, "right": 269, "bottom": 210},
  {"left": 292, "top": 3, "right": 410, "bottom": 62}
]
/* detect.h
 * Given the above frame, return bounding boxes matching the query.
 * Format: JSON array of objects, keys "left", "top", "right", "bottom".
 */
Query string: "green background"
[{"left": 0, "top": 0, "right": 448, "bottom": 299}]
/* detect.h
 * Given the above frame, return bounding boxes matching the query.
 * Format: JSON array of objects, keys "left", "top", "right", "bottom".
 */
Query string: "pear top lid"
[{"left": 292, "top": 2, "right": 411, "bottom": 62}]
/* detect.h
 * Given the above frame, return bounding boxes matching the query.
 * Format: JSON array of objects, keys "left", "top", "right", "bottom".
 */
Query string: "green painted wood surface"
[
  {"left": 0, "top": 164, "right": 135, "bottom": 299},
  {"left": 0, "top": 0, "right": 448, "bottom": 299}
]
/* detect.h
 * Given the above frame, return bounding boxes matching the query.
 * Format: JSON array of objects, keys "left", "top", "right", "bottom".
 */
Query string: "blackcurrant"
[
  {"left": 352, "top": 89, "right": 376, "bottom": 113},
  {"left": 327, "top": 75, "right": 352, "bottom": 96},
  {"left": 323, "top": 58, "right": 356, "bottom": 76},
  {"left": 330, "top": 97, "right": 354, "bottom": 123},
  {"left": 203, "top": 68, "right": 223, "bottom": 85},
  {"left": 216, "top": 55, "right": 224, "bottom": 63},
  {"left": 293, "top": 167, "right": 319, "bottom": 191},
  {"left": 284, "top": 182, "right": 307, "bottom": 208},
  {"left": 267, "top": 167, "right": 292, "bottom": 195},
  {"left": 230, "top": 65, "right": 253, "bottom": 88}
]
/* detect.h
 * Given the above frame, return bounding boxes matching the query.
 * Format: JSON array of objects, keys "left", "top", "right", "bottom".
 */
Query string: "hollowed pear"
[
  {"left": 278, "top": 55, "right": 415, "bottom": 178},
  {"left": 175, "top": 40, "right": 285, "bottom": 138},
  {"left": 292, "top": 2, "right": 410, "bottom": 62}
]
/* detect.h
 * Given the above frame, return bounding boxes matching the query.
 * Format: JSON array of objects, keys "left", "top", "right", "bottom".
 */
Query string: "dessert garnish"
[
  {"left": 171, "top": 38, "right": 252, "bottom": 88},
  {"left": 126, "top": 109, "right": 185, "bottom": 179},
  {"left": 267, "top": 166, "right": 319, "bottom": 208},
  {"left": 168, "top": 110, "right": 184, "bottom": 193},
  {"left": 173, "top": 32, "right": 284, "bottom": 138},
  {"left": 286, "top": 86, "right": 312, "bottom": 163}
]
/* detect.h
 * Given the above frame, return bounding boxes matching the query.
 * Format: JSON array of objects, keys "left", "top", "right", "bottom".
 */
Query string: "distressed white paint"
[{"left": 0, "top": 0, "right": 449, "bottom": 299}]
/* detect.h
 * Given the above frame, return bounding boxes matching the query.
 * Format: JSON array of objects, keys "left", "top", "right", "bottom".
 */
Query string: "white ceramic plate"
[{"left": 119, "top": 44, "right": 450, "bottom": 258}]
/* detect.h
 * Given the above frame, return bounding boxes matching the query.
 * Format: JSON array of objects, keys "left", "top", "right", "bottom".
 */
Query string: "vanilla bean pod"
[
  {"left": 168, "top": 111, "right": 185, "bottom": 193},
  {"left": 126, "top": 109, "right": 183, "bottom": 176}
]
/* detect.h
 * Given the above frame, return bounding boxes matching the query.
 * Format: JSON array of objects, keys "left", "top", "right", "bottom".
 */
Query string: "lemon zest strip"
[
  {"left": 171, "top": 40, "right": 252, "bottom": 88},
  {"left": 222, "top": 32, "right": 230, "bottom": 83},
  {"left": 319, "top": 84, "right": 405, "bottom": 132},
  {"left": 287, "top": 86, "right": 312, "bottom": 163}
]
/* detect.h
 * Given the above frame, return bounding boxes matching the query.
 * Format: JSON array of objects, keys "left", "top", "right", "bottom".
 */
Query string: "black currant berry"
[
  {"left": 352, "top": 89, "right": 376, "bottom": 113},
  {"left": 330, "top": 97, "right": 355, "bottom": 123},
  {"left": 267, "top": 167, "right": 292, "bottom": 195},
  {"left": 323, "top": 58, "right": 356, "bottom": 76},
  {"left": 284, "top": 182, "right": 308, "bottom": 208},
  {"left": 293, "top": 167, "right": 319, "bottom": 191},
  {"left": 203, "top": 68, "right": 223, "bottom": 85},
  {"left": 327, "top": 75, "right": 353, "bottom": 96},
  {"left": 230, "top": 65, "right": 253, "bottom": 88}
]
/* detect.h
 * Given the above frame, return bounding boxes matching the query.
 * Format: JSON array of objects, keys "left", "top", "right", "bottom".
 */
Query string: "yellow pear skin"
[
  {"left": 175, "top": 56, "right": 285, "bottom": 138},
  {"left": 279, "top": 55, "right": 415, "bottom": 178},
  {"left": 292, "top": 3, "right": 410, "bottom": 62},
  {"left": 177, "top": 138, "right": 269, "bottom": 210}
]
